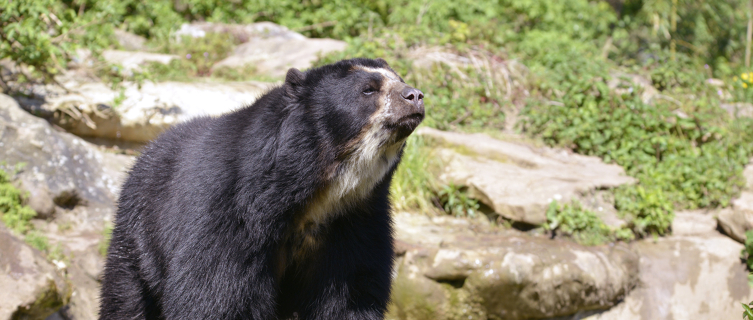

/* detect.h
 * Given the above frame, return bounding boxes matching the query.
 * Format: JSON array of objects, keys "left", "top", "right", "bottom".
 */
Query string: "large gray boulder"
[
  {"left": 418, "top": 128, "right": 635, "bottom": 225},
  {"left": 175, "top": 21, "right": 306, "bottom": 42},
  {"left": 71, "top": 49, "right": 177, "bottom": 74},
  {"left": 19, "top": 80, "right": 274, "bottom": 143},
  {"left": 589, "top": 233, "right": 753, "bottom": 319},
  {"left": 1, "top": 94, "right": 134, "bottom": 319},
  {"left": 175, "top": 22, "right": 347, "bottom": 78},
  {"left": 212, "top": 37, "right": 347, "bottom": 77},
  {"left": 0, "top": 225, "right": 69, "bottom": 320},
  {"left": 671, "top": 210, "right": 718, "bottom": 236},
  {"left": 0, "top": 94, "right": 131, "bottom": 222},
  {"left": 387, "top": 213, "right": 639, "bottom": 320}
]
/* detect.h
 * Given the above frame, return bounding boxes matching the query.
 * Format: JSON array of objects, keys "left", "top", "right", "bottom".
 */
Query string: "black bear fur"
[{"left": 99, "top": 58, "right": 425, "bottom": 320}]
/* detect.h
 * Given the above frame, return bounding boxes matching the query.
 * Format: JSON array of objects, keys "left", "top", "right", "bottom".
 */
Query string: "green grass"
[
  {"left": 0, "top": 166, "right": 69, "bottom": 258},
  {"left": 99, "top": 222, "right": 114, "bottom": 257},
  {"left": 0, "top": 166, "right": 37, "bottom": 234},
  {"left": 390, "top": 135, "right": 438, "bottom": 213}
]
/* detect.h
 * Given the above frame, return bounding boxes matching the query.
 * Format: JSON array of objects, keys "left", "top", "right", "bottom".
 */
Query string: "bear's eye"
[{"left": 362, "top": 87, "right": 377, "bottom": 95}]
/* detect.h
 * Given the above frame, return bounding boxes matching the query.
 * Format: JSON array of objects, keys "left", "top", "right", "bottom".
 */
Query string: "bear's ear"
[
  {"left": 285, "top": 68, "right": 305, "bottom": 86},
  {"left": 284, "top": 68, "right": 305, "bottom": 98},
  {"left": 375, "top": 58, "right": 388, "bottom": 67}
]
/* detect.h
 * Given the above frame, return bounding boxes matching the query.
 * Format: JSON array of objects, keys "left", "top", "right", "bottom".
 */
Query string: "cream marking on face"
[
  {"left": 295, "top": 66, "right": 409, "bottom": 255},
  {"left": 357, "top": 66, "right": 401, "bottom": 82}
]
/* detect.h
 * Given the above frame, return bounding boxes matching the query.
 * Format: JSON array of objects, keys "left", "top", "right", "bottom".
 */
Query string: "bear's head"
[
  {"left": 284, "top": 58, "right": 424, "bottom": 153},
  {"left": 285, "top": 58, "right": 424, "bottom": 225}
]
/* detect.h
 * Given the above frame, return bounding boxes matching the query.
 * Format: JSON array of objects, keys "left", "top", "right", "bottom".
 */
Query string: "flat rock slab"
[
  {"left": 418, "top": 128, "right": 634, "bottom": 225},
  {"left": 389, "top": 213, "right": 639, "bottom": 320},
  {"left": 213, "top": 37, "right": 347, "bottom": 77},
  {"left": 22, "top": 80, "right": 274, "bottom": 143},
  {"left": 0, "top": 226, "right": 68, "bottom": 320},
  {"left": 73, "top": 49, "right": 177, "bottom": 73},
  {"left": 175, "top": 22, "right": 347, "bottom": 78},
  {"left": 175, "top": 21, "right": 307, "bottom": 42},
  {"left": 671, "top": 210, "right": 718, "bottom": 236},
  {"left": 589, "top": 234, "right": 753, "bottom": 320}
]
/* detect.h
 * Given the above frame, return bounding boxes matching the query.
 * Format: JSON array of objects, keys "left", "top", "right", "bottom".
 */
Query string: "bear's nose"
[{"left": 401, "top": 87, "right": 424, "bottom": 107}]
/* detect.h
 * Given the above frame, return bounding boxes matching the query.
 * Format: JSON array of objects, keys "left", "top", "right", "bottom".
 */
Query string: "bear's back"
[{"left": 116, "top": 116, "right": 217, "bottom": 232}]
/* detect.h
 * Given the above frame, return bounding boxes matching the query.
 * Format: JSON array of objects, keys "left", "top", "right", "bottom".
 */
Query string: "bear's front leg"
[
  {"left": 299, "top": 212, "right": 395, "bottom": 320},
  {"left": 159, "top": 235, "right": 281, "bottom": 320}
]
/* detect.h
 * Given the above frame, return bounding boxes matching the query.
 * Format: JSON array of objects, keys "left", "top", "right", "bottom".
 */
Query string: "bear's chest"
[{"left": 282, "top": 136, "right": 403, "bottom": 265}]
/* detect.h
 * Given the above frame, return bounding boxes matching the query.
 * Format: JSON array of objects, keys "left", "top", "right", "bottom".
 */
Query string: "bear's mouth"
[{"left": 387, "top": 113, "right": 424, "bottom": 139}]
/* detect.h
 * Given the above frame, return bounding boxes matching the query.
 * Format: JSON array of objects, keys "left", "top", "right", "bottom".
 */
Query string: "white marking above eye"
[{"left": 357, "top": 66, "right": 401, "bottom": 83}]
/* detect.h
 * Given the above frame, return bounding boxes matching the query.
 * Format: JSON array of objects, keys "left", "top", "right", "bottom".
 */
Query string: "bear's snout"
[
  {"left": 400, "top": 86, "right": 424, "bottom": 110},
  {"left": 387, "top": 84, "right": 425, "bottom": 139}
]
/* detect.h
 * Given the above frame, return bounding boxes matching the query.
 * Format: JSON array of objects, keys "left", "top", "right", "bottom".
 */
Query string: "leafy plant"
[
  {"left": 0, "top": 0, "right": 75, "bottom": 88},
  {"left": 744, "top": 301, "right": 753, "bottom": 320},
  {"left": 435, "top": 183, "right": 479, "bottom": 218},
  {"left": 545, "top": 200, "right": 633, "bottom": 245}
]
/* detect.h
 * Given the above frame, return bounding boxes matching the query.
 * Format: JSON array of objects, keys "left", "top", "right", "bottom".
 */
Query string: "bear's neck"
[{"left": 298, "top": 129, "right": 403, "bottom": 229}]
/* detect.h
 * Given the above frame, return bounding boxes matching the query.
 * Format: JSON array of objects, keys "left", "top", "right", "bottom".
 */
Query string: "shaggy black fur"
[{"left": 99, "top": 58, "right": 423, "bottom": 320}]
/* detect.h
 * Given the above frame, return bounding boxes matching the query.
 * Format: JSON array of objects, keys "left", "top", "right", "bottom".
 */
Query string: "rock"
[
  {"left": 173, "top": 22, "right": 347, "bottom": 78},
  {"left": 101, "top": 50, "right": 176, "bottom": 73},
  {"left": 588, "top": 233, "right": 753, "bottom": 320},
  {"left": 671, "top": 210, "right": 718, "bottom": 236},
  {"left": 22, "top": 184, "right": 56, "bottom": 220},
  {"left": 720, "top": 102, "right": 753, "bottom": 118},
  {"left": 18, "top": 80, "right": 274, "bottom": 143},
  {"left": 0, "top": 94, "right": 131, "bottom": 218},
  {"left": 0, "top": 225, "right": 69, "bottom": 320},
  {"left": 717, "top": 194, "right": 753, "bottom": 243},
  {"left": 213, "top": 37, "right": 347, "bottom": 78},
  {"left": 1, "top": 93, "right": 135, "bottom": 319},
  {"left": 175, "top": 22, "right": 306, "bottom": 42},
  {"left": 717, "top": 160, "right": 753, "bottom": 243},
  {"left": 113, "top": 29, "right": 147, "bottom": 51},
  {"left": 388, "top": 213, "right": 639, "bottom": 320},
  {"left": 706, "top": 78, "right": 725, "bottom": 87},
  {"left": 418, "top": 128, "right": 634, "bottom": 225},
  {"left": 72, "top": 49, "right": 176, "bottom": 74}
]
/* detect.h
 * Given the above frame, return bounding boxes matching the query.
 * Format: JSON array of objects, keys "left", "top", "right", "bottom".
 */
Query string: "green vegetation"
[
  {"left": 742, "top": 230, "right": 753, "bottom": 286},
  {"left": 745, "top": 301, "right": 753, "bottom": 320},
  {"left": 390, "top": 135, "right": 437, "bottom": 213},
  {"left": 545, "top": 200, "right": 634, "bottom": 245},
  {"left": 0, "top": 166, "right": 65, "bottom": 259},
  {"left": 436, "top": 183, "right": 480, "bottom": 218},
  {"left": 99, "top": 222, "right": 114, "bottom": 257},
  {"left": 0, "top": 166, "right": 36, "bottom": 234}
]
